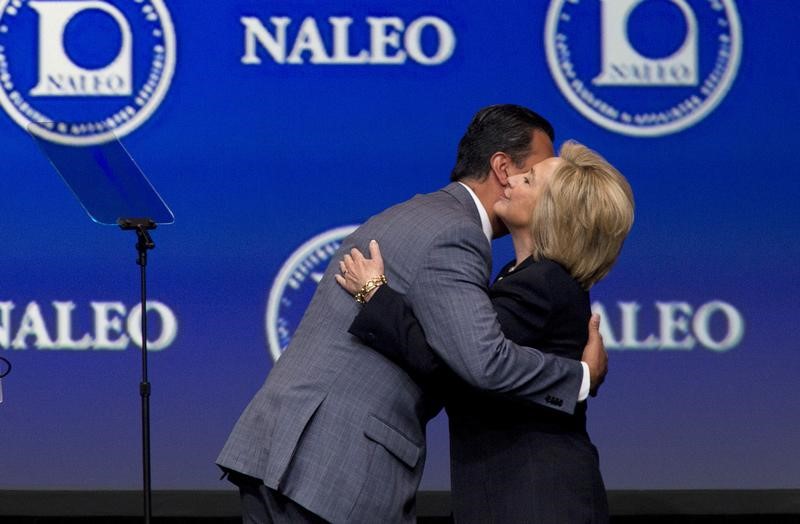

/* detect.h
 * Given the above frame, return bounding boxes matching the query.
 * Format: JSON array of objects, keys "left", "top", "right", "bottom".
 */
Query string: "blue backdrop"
[{"left": 0, "top": 0, "right": 798, "bottom": 491}]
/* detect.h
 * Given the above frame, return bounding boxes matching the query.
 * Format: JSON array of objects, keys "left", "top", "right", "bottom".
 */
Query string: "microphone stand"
[{"left": 119, "top": 217, "right": 156, "bottom": 524}]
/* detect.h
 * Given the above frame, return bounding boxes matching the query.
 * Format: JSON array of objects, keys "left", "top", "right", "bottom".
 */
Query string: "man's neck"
[{"left": 461, "top": 179, "right": 507, "bottom": 239}]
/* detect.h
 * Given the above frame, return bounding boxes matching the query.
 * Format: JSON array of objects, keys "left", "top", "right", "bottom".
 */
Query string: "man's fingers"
[
  {"left": 587, "top": 313, "right": 602, "bottom": 341},
  {"left": 592, "top": 369, "right": 607, "bottom": 397},
  {"left": 582, "top": 313, "right": 608, "bottom": 397},
  {"left": 350, "top": 247, "right": 364, "bottom": 262}
]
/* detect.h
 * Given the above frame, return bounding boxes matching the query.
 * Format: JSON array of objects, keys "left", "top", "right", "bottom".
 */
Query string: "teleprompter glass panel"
[{"left": 28, "top": 125, "right": 174, "bottom": 225}]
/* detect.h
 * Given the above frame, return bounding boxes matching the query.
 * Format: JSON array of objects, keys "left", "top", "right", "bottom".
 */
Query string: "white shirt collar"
[{"left": 458, "top": 182, "right": 493, "bottom": 244}]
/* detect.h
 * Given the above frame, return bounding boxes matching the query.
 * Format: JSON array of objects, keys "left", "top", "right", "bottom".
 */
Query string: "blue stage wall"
[{"left": 0, "top": 0, "right": 798, "bottom": 491}]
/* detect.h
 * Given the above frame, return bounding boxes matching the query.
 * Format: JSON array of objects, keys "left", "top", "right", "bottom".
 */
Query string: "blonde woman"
[{"left": 338, "top": 141, "right": 634, "bottom": 523}]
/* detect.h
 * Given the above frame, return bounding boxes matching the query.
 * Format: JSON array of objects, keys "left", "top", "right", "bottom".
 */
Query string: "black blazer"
[{"left": 349, "top": 257, "right": 609, "bottom": 524}]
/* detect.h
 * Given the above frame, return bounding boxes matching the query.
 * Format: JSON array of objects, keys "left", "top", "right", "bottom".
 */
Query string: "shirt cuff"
[{"left": 578, "top": 361, "right": 590, "bottom": 401}]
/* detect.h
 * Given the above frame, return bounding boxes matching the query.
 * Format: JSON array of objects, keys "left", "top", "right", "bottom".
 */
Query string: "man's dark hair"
[{"left": 450, "top": 104, "right": 555, "bottom": 182}]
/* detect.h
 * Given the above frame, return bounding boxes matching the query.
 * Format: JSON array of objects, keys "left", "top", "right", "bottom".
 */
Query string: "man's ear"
[{"left": 489, "top": 151, "right": 512, "bottom": 186}]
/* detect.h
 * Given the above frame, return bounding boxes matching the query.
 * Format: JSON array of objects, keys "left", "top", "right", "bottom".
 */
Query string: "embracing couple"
[{"left": 218, "top": 104, "right": 634, "bottom": 523}]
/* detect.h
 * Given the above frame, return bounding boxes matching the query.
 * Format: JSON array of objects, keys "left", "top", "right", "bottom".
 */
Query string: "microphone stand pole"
[{"left": 119, "top": 217, "right": 156, "bottom": 524}]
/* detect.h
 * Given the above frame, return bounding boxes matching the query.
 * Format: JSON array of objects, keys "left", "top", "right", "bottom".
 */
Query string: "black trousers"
[{"left": 225, "top": 470, "right": 329, "bottom": 524}]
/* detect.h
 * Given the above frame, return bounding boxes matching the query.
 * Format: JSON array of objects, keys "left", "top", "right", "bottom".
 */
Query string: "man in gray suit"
[{"left": 217, "top": 104, "right": 607, "bottom": 523}]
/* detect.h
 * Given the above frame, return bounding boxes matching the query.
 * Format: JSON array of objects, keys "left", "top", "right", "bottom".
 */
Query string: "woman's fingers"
[
  {"left": 368, "top": 240, "right": 381, "bottom": 261},
  {"left": 367, "top": 240, "right": 384, "bottom": 272},
  {"left": 336, "top": 273, "right": 355, "bottom": 292},
  {"left": 336, "top": 270, "right": 359, "bottom": 293},
  {"left": 338, "top": 244, "right": 384, "bottom": 294}
]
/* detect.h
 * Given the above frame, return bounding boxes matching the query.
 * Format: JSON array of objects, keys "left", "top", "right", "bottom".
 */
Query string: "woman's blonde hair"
[{"left": 530, "top": 140, "right": 634, "bottom": 290}]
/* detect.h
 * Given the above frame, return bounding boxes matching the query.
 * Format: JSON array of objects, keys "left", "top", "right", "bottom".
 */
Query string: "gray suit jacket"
[{"left": 217, "top": 183, "right": 583, "bottom": 523}]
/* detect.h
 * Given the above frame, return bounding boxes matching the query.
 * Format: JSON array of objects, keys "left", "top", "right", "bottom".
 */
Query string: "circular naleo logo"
[
  {"left": 265, "top": 225, "right": 358, "bottom": 363},
  {"left": 545, "top": 0, "right": 742, "bottom": 137},
  {"left": 0, "top": 0, "right": 176, "bottom": 145}
]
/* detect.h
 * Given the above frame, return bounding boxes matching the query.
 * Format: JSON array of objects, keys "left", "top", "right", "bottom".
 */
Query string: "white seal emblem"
[
  {"left": 544, "top": 0, "right": 742, "bottom": 137},
  {"left": 0, "top": 0, "right": 176, "bottom": 145},
  {"left": 265, "top": 225, "right": 358, "bottom": 362}
]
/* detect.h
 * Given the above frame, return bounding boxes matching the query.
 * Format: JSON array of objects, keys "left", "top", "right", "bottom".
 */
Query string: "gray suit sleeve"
[{"left": 404, "top": 221, "right": 583, "bottom": 414}]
